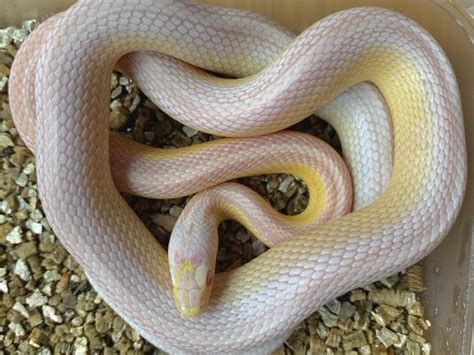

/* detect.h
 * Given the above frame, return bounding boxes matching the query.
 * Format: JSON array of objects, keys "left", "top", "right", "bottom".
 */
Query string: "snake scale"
[{"left": 8, "top": 0, "right": 466, "bottom": 353}]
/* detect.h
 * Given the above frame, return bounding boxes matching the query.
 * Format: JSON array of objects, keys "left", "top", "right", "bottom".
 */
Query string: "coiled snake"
[{"left": 9, "top": 0, "right": 466, "bottom": 353}]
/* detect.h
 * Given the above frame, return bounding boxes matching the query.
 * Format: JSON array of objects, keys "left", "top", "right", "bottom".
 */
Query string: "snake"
[
  {"left": 8, "top": 0, "right": 466, "bottom": 354},
  {"left": 9, "top": 3, "right": 394, "bottom": 318}
]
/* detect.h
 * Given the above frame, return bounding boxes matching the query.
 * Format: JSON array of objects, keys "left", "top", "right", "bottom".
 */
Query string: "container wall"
[{"left": 1, "top": 0, "right": 472, "bottom": 353}]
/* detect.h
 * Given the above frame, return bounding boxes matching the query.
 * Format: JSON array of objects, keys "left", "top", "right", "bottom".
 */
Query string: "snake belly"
[{"left": 8, "top": 1, "right": 466, "bottom": 354}]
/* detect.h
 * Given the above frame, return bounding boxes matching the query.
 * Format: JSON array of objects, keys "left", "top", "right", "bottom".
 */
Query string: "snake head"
[
  {"left": 168, "top": 200, "right": 219, "bottom": 317},
  {"left": 170, "top": 260, "right": 214, "bottom": 317}
]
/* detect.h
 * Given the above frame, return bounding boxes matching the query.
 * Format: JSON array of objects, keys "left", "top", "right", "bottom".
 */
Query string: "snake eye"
[
  {"left": 169, "top": 264, "right": 178, "bottom": 285},
  {"left": 206, "top": 270, "right": 214, "bottom": 286}
]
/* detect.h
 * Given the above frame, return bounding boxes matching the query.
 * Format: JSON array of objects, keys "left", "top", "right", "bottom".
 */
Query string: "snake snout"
[{"left": 170, "top": 261, "right": 214, "bottom": 317}]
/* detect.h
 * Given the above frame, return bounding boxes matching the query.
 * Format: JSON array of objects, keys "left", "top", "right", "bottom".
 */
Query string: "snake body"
[{"left": 8, "top": 1, "right": 466, "bottom": 354}]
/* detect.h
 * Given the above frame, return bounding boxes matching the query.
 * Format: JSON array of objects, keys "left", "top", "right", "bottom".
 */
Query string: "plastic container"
[{"left": 1, "top": 1, "right": 472, "bottom": 353}]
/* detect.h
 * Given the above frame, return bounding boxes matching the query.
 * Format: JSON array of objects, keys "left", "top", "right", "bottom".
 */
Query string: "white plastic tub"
[{"left": 1, "top": 1, "right": 472, "bottom": 353}]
